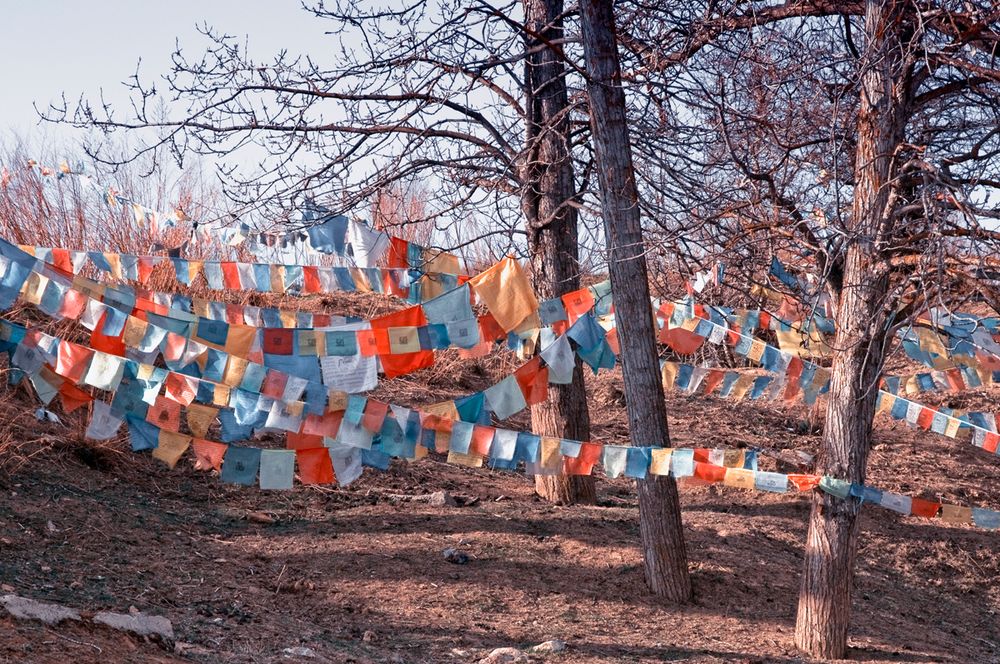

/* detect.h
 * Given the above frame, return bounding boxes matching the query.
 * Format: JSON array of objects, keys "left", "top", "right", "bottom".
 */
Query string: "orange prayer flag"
[
  {"left": 356, "top": 329, "right": 381, "bottom": 357},
  {"left": 165, "top": 373, "right": 198, "bottom": 406},
  {"left": 387, "top": 236, "right": 409, "bottom": 269},
  {"left": 147, "top": 395, "right": 181, "bottom": 432},
  {"left": 362, "top": 400, "right": 389, "bottom": 433},
  {"left": 693, "top": 448, "right": 711, "bottom": 463},
  {"left": 260, "top": 370, "right": 288, "bottom": 399},
  {"left": 561, "top": 288, "right": 594, "bottom": 324},
  {"left": 909, "top": 497, "right": 941, "bottom": 518},
  {"left": 58, "top": 288, "right": 87, "bottom": 320},
  {"left": 787, "top": 474, "right": 821, "bottom": 492},
  {"left": 302, "top": 266, "right": 322, "bottom": 293},
  {"left": 50, "top": 247, "right": 73, "bottom": 274},
  {"left": 225, "top": 304, "right": 244, "bottom": 325},
  {"left": 469, "top": 425, "right": 495, "bottom": 456},
  {"left": 221, "top": 262, "right": 241, "bottom": 289},
  {"left": 701, "top": 369, "right": 725, "bottom": 395},
  {"left": 694, "top": 462, "right": 726, "bottom": 483},
  {"left": 302, "top": 411, "right": 342, "bottom": 438},
  {"left": 479, "top": 313, "right": 506, "bottom": 343},
  {"left": 944, "top": 368, "right": 965, "bottom": 392},
  {"left": 661, "top": 328, "right": 705, "bottom": 355},
  {"left": 562, "top": 457, "right": 593, "bottom": 475},
  {"left": 192, "top": 439, "right": 228, "bottom": 471},
  {"left": 514, "top": 356, "right": 549, "bottom": 406},
  {"left": 286, "top": 431, "right": 325, "bottom": 450},
  {"left": 137, "top": 257, "right": 156, "bottom": 283},
  {"left": 916, "top": 408, "right": 935, "bottom": 431},
  {"left": 984, "top": 432, "right": 1000, "bottom": 454},
  {"left": 56, "top": 341, "right": 93, "bottom": 384},
  {"left": 297, "top": 448, "right": 335, "bottom": 485},
  {"left": 726, "top": 327, "right": 742, "bottom": 346},
  {"left": 563, "top": 442, "right": 602, "bottom": 475},
  {"left": 58, "top": 381, "right": 93, "bottom": 413},
  {"left": 90, "top": 312, "right": 126, "bottom": 356}
]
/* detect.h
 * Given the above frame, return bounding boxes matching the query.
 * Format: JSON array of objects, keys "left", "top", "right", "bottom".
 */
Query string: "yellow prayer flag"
[
  {"left": 424, "top": 400, "right": 460, "bottom": 420},
  {"left": 539, "top": 437, "right": 562, "bottom": 471},
  {"left": 775, "top": 328, "right": 805, "bottom": 356},
  {"left": 297, "top": 330, "right": 324, "bottom": 356},
  {"left": 876, "top": 392, "right": 894, "bottom": 416},
  {"left": 422, "top": 248, "right": 460, "bottom": 275},
  {"left": 192, "top": 298, "right": 210, "bottom": 318},
  {"left": 724, "top": 467, "right": 756, "bottom": 490},
  {"left": 104, "top": 253, "right": 123, "bottom": 280},
  {"left": 730, "top": 374, "right": 755, "bottom": 400},
  {"left": 123, "top": 317, "right": 149, "bottom": 348},
  {"left": 153, "top": 431, "right": 191, "bottom": 469},
  {"left": 270, "top": 265, "right": 286, "bottom": 293},
  {"left": 447, "top": 450, "right": 484, "bottom": 467},
  {"left": 434, "top": 430, "right": 451, "bottom": 454},
  {"left": 212, "top": 384, "right": 231, "bottom": 407},
  {"left": 723, "top": 449, "right": 745, "bottom": 468},
  {"left": 349, "top": 267, "right": 372, "bottom": 293},
  {"left": 661, "top": 362, "right": 679, "bottom": 390},
  {"left": 327, "top": 390, "right": 348, "bottom": 413},
  {"left": 469, "top": 257, "right": 539, "bottom": 332},
  {"left": 222, "top": 356, "right": 249, "bottom": 387},
  {"left": 388, "top": 326, "right": 421, "bottom": 354},
  {"left": 650, "top": 448, "right": 673, "bottom": 475},
  {"left": 72, "top": 276, "right": 105, "bottom": 299},
  {"left": 186, "top": 404, "right": 218, "bottom": 438},
  {"left": 22, "top": 272, "right": 47, "bottom": 305},
  {"left": 224, "top": 326, "right": 256, "bottom": 357},
  {"left": 940, "top": 503, "right": 972, "bottom": 524}
]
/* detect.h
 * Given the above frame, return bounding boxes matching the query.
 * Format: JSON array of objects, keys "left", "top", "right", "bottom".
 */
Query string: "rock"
[
  {"left": 282, "top": 646, "right": 319, "bottom": 658},
  {"left": 362, "top": 629, "right": 376, "bottom": 642},
  {"left": 479, "top": 647, "right": 528, "bottom": 663},
  {"left": 246, "top": 511, "right": 277, "bottom": 524},
  {"left": 1, "top": 594, "right": 81, "bottom": 625},
  {"left": 427, "top": 491, "right": 457, "bottom": 507},
  {"left": 93, "top": 609, "right": 174, "bottom": 640},
  {"left": 443, "top": 548, "right": 469, "bottom": 565},
  {"left": 529, "top": 639, "right": 567, "bottom": 654}
]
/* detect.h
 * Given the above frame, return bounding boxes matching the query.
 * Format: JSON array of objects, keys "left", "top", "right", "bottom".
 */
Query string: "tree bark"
[
  {"left": 521, "top": 0, "right": 595, "bottom": 505},
  {"left": 578, "top": 0, "right": 691, "bottom": 601},
  {"left": 794, "top": 1, "right": 912, "bottom": 657}
]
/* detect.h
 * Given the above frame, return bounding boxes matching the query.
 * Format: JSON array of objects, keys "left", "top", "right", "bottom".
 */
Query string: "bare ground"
[{"left": 1, "top": 382, "right": 999, "bottom": 664}]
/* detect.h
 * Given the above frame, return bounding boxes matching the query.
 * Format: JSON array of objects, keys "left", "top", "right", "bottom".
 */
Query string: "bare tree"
[{"left": 579, "top": 0, "right": 692, "bottom": 601}]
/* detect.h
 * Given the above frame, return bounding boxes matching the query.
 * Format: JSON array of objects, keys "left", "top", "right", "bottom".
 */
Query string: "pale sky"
[{"left": 0, "top": 1, "right": 328, "bottom": 143}]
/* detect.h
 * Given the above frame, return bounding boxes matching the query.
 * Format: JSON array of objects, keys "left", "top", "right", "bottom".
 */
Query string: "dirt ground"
[{"left": 2, "top": 379, "right": 999, "bottom": 664}]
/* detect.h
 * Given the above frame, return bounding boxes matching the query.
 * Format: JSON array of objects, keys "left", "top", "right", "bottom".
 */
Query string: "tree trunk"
[
  {"left": 521, "top": 0, "right": 595, "bottom": 505},
  {"left": 578, "top": 0, "right": 691, "bottom": 601},
  {"left": 794, "top": 1, "right": 911, "bottom": 656}
]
